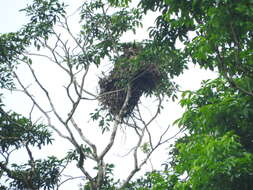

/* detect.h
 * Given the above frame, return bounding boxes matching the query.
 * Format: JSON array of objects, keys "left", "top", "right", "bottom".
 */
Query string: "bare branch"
[
  {"left": 98, "top": 84, "right": 132, "bottom": 160},
  {"left": 13, "top": 71, "right": 71, "bottom": 142},
  {"left": 120, "top": 99, "right": 176, "bottom": 189},
  {"left": 63, "top": 16, "right": 85, "bottom": 52},
  {"left": 29, "top": 103, "right": 35, "bottom": 121},
  {"left": 58, "top": 175, "right": 85, "bottom": 188},
  {"left": 70, "top": 117, "right": 98, "bottom": 159},
  {"left": 25, "top": 52, "right": 56, "bottom": 63},
  {"left": 25, "top": 143, "right": 34, "bottom": 164},
  {"left": 43, "top": 38, "right": 70, "bottom": 74}
]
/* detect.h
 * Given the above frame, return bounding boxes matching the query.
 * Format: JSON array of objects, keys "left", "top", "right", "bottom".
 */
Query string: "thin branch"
[
  {"left": 63, "top": 17, "right": 85, "bottom": 52},
  {"left": 24, "top": 62, "right": 82, "bottom": 150},
  {"left": 70, "top": 117, "right": 98, "bottom": 160},
  {"left": 65, "top": 65, "right": 91, "bottom": 124},
  {"left": 29, "top": 103, "right": 35, "bottom": 121},
  {"left": 25, "top": 62, "right": 68, "bottom": 125},
  {"left": 161, "top": 127, "right": 186, "bottom": 144},
  {"left": 13, "top": 71, "right": 71, "bottom": 142},
  {"left": 43, "top": 38, "right": 70, "bottom": 74},
  {"left": 120, "top": 108, "right": 176, "bottom": 189},
  {"left": 58, "top": 175, "right": 85, "bottom": 187},
  {"left": 25, "top": 143, "right": 34, "bottom": 164},
  {"left": 118, "top": 146, "right": 136, "bottom": 157},
  {"left": 24, "top": 52, "right": 56, "bottom": 63},
  {"left": 0, "top": 162, "right": 19, "bottom": 181},
  {"left": 216, "top": 48, "right": 253, "bottom": 97},
  {"left": 79, "top": 167, "right": 94, "bottom": 186},
  {"left": 98, "top": 84, "right": 132, "bottom": 160}
]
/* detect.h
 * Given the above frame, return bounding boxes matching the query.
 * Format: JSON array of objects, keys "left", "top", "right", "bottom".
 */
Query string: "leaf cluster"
[
  {"left": 0, "top": 0, "right": 66, "bottom": 89},
  {"left": 3, "top": 156, "right": 63, "bottom": 190},
  {"left": 20, "top": 0, "right": 66, "bottom": 42},
  {"left": 79, "top": 0, "right": 143, "bottom": 65},
  {"left": 0, "top": 107, "right": 52, "bottom": 153}
]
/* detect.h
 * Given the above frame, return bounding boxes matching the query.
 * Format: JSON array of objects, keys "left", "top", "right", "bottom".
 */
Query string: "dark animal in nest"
[
  {"left": 132, "top": 64, "right": 162, "bottom": 93},
  {"left": 98, "top": 63, "right": 162, "bottom": 118}
]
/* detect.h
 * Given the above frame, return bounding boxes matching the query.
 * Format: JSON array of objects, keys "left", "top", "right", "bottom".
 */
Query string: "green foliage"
[
  {"left": 136, "top": 0, "right": 253, "bottom": 189},
  {"left": 176, "top": 78, "right": 253, "bottom": 151},
  {"left": 125, "top": 171, "right": 178, "bottom": 190},
  {"left": 2, "top": 0, "right": 253, "bottom": 189},
  {"left": 66, "top": 144, "right": 92, "bottom": 169},
  {"left": 82, "top": 164, "right": 118, "bottom": 190},
  {"left": 173, "top": 132, "right": 253, "bottom": 190},
  {"left": 90, "top": 108, "right": 114, "bottom": 133},
  {"left": 0, "top": 0, "right": 66, "bottom": 89},
  {"left": 79, "top": 1, "right": 143, "bottom": 65},
  {"left": 7, "top": 156, "right": 63, "bottom": 190},
  {"left": 20, "top": 0, "right": 66, "bottom": 42},
  {"left": 108, "top": 0, "right": 132, "bottom": 7},
  {"left": 0, "top": 32, "right": 29, "bottom": 89},
  {"left": 167, "top": 78, "right": 253, "bottom": 189},
  {"left": 142, "top": 0, "right": 253, "bottom": 86},
  {"left": 132, "top": 41, "right": 183, "bottom": 96},
  {"left": 0, "top": 105, "right": 63, "bottom": 190},
  {"left": 0, "top": 108, "right": 53, "bottom": 152}
]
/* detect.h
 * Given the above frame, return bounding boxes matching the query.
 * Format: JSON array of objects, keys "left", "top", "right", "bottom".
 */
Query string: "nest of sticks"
[{"left": 98, "top": 44, "right": 163, "bottom": 118}]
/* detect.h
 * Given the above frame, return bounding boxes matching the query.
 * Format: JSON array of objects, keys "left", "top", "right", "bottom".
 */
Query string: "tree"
[
  {"left": 0, "top": 1, "right": 70, "bottom": 189},
  {"left": 109, "top": 0, "right": 253, "bottom": 189},
  {"left": 171, "top": 79, "right": 253, "bottom": 190},
  {"left": 121, "top": 0, "right": 253, "bottom": 189},
  {"left": 0, "top": 0, "right": 181, "bottom": 189},
  {"left": 0, "top": 99, "right": 65, "bottom": 190},
  {"left": 2, "top": 0, "right": 253, "bottom": 189}
]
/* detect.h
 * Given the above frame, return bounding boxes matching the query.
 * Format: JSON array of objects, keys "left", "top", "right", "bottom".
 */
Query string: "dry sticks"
[{"left": 98, "top": 44, "right": 163, "bottom": 118}]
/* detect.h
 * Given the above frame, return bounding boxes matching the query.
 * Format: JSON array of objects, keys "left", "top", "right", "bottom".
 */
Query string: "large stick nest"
[{"left": 98, "top": 44, "right": 163, "bottom": 118}]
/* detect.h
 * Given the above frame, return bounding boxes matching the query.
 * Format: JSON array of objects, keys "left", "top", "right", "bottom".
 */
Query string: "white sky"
[{"left": 0, "top": 1, "right": 218, "bottom": 189}]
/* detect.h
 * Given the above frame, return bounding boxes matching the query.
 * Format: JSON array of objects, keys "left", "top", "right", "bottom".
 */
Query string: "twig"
[
  {"left": 98, "top": 84, "right": 132, "bottom": 160},
  {"left": 13, "top": 71, "right": 71, "bottom": 142}
]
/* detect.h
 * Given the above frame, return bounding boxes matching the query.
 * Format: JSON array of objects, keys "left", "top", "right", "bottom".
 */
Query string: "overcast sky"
[{"left": 0, "top": 1, "right": 27, "bottom": 33}]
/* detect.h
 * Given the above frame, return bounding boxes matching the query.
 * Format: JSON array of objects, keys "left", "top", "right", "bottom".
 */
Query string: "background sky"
[
  {"left": 0, "top": 1, "right": 28, "bottom": 33},
  {"left": 0, "top": 1, "right": 218, "bottom": 189}
]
